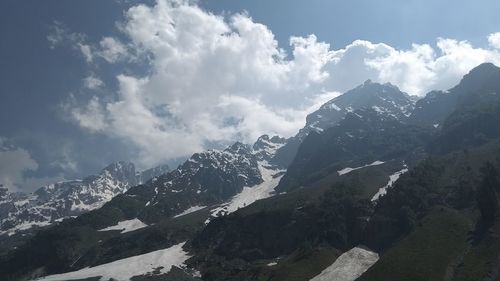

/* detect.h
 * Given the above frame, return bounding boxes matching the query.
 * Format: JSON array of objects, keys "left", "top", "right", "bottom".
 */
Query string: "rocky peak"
[
  {"left": 225, "top": 142, "right": 252, "bottom": 156},
  {"left": 252, "top": 135, "right": 286, "bottom": 162},
  {"left": 303, "top": 81, "right": 414, "bottom": 138},
  {"left": 101, "top": 161, "right": 137, "bottom": 186},
  {"left": 453, "top": 63, "right": 500, "bottom": 94},
  {"left": 272, "top": 81, "right": 416, "bottom": 168}
]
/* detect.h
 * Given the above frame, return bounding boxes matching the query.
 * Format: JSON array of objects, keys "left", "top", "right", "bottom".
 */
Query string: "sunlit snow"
[
  {"left": 309, "top": 247, "right": 379, "bottom": 281},
  {"left": 371, "top": 167, "right": 408, "bottom": 201},
  {"left": 337, "top": 161, "right": 385, "bottom": 176},
  {"left": 35, "top": 242, "right": 189, "bottom": 281},
  {"left": 98, "top": 218, "right": 148, "bottom": 233},
  {"left": 174, "top": 205, "right": 206, "bottom": 218}
]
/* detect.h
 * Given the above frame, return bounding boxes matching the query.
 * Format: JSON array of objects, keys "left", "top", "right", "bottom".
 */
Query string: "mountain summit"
[{"left": 272, "top": 81, "right": 416, "bottom": 167}]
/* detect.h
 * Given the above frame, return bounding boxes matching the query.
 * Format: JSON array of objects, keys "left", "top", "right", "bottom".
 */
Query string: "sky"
[{"left": 1, "top": 0, "right": 500, "bottom": 192}]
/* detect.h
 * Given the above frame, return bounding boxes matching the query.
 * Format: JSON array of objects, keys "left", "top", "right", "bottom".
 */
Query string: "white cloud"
[
  {"left": 324, "top": 38, "right": 500, "bottom": 96},
  {"left": 79, "top": 43, "right": 94, "bottom": 63},
  {"left": 68, "top": 95, "right": 108, "bottom": 132},
  {"left": 83, "top": 75, "right": 104, "bottom": 89},
  {"left": 47, "top": 21, "right": 93, "bottom": 62},
  {"left": 98, "top": 37, "right": 128, "bottom": 63},
  {"left": 64, "top": 0, "right": 500, "bottom": 168},
  {"left": 48, "top": 22, "right": 131, "bottom": 64},
  {"left": 488, "top": 32, "right": 500, "bottom": 49},
  {"left": 66, "top": 0, "right": 332, "bottom": 168}
]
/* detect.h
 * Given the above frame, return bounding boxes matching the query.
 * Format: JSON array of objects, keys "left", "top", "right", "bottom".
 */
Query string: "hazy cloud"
[
  {"left": 0, "top": 138, "right": 66, "bottom": 192},
  {"left": 83, "top": 75, "right": 104, "bottom": 90}
]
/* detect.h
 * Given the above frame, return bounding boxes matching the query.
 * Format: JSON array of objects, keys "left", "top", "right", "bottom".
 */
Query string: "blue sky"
[{"left": 1, "top": 0, "right": 499, "bottom": 192}]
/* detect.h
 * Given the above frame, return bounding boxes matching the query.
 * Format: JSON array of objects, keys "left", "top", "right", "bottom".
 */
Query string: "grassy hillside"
[{"left": 358, "top": 207, "right": 473, "bottom": 281}]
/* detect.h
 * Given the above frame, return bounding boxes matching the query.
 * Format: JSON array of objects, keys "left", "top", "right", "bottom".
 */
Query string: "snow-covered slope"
[
  {"left": 310, "top": 247, "right": 379, "bottom": 281},
  {"left": 35, "top": 242, "right": 190, "bottom": 281},
  {"left": 210, "top": 160, "right": 285, "bottom": 218}
]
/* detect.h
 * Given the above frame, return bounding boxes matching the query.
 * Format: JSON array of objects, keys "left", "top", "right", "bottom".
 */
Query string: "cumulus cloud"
[
  {"left": 67, "top": 95, "right": 108, "bottom": 132},
  {"left": 99, "top": 37, "right": 129, "bottom": 63},
  {"left": 65, "top": 0, "right": 333, "bottom": 167},
  {"left": 489, "top": 33, "right": 500, "bottom": 49},
  {"left": 62, "top": 0, "right": 500, "bottom": 168},
  {"left": 325, "top": 38, "right": 500, "bottom": 95}
]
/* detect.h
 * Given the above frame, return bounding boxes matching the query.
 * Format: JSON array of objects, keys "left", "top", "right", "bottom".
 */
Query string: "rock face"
[
  {"left": 272, "top": 81, "right": 416, "bottom": 167},
  {"left": 0, "top": 161, "right": 169, "bottom": 236}
]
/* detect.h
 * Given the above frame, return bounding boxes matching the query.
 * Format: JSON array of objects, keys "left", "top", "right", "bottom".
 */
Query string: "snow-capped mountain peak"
[
  {"left": 0, "top": 161, "right": 170, "bottom": 236},
  {"left": 252, "top": 135, "right": 287, "bottom": 162},
  {"left": 303, "top": 81, "right": 415, "bottom": 139}
]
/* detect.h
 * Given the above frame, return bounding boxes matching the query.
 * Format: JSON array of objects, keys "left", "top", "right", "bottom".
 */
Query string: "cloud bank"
[{"left": 57, "top": 0, "right": 500, "bottom": 168}]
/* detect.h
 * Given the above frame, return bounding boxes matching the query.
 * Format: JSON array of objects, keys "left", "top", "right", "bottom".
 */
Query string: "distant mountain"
[
  {"left": 69, "top": 138, "right": 285, "bottom": 228},
  {"left": 0, "top": 162, "right": 169, "bottom": 237},
  {"left": 272, "top": 80, "right": 416, "bottom": 167}
]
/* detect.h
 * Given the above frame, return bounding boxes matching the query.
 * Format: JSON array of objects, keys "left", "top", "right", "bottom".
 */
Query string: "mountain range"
[
  {"left": 1, "top": 63, "right": 500, "bottom": 281},
  {"left": 0, "top": 162, "right": 169, "bottom": 249}
]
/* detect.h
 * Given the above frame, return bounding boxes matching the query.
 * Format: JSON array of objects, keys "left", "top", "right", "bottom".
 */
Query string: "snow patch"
[
  {"left": 174, "top": 205, "right": 206, "bottom": 218},
  {"left": 98, "top": 218, "right": 148, "bottom": 233},
  {"left": 371, "top": 167, "right": 408, "bottom": 201},
  {"left": 210, "top": 161, "right": 284, "bottom": 219},
  {"left": 327, "top": 102, "right": 341, "bottom": 111},
  {"left": 309, "top": 247, "right": 379, "bottom": 281},
  {"left": 5, "top": 221, "right": 52, "bottom": 236},
  {"left": 337, "top": 161, "right": 385, "bottom": 176},
  {"left": 371, "top": 105, "right": 385, "bottom": 114},
  {"left": 35, "top": 242, "right": 190, "bottom": 281}
]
